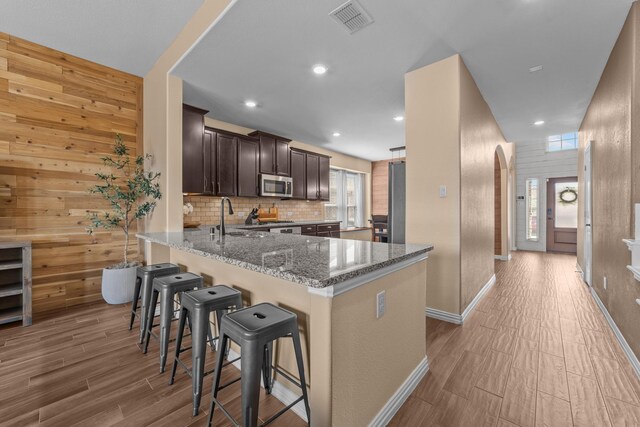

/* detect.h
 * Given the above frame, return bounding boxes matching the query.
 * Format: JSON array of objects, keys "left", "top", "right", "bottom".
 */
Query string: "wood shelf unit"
[{"left": 0, "top": 242, "right": 32, "bottom": 326}]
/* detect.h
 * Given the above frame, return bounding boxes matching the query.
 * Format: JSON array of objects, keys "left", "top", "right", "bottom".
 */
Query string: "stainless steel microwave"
[{"left": 260, "top": 174, "right": 293, "bottom": 198}]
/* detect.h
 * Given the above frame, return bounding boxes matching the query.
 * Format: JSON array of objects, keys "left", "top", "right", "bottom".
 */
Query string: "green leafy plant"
[{"left": 87, "top": 134, "right": 161, "bottom": 268}]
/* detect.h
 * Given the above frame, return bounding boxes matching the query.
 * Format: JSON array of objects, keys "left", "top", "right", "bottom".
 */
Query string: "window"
[
  {"left": 547, "top": 132, "right": 578, "bottom": 152},
  {"left": 325, "top": 169, "right": 365, "bottom": 228},
  {"left": 526, "top": 178, "right": 539, "bottom": 241}
]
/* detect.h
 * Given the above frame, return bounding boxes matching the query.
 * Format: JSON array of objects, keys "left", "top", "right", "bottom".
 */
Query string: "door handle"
[{"left": 586, "top": 224, "right": 592, "bottom": 227}]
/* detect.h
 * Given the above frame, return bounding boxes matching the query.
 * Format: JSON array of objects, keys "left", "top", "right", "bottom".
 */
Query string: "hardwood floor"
[
  {"left": 0, "top": 251, "right": 638, "bottom": 426},
  {"left": 391, "top": 251, "right": 640, "bottom": 427}
]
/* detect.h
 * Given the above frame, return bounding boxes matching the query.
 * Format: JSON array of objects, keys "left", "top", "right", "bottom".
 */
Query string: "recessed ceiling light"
[
  {"left": 245, "top": 100, "right": 257, "bottom": 108},
  {"left": 332, "top": 132, "right": 341, "bottom": 137},
  {"left": 529, "top": 65, "right": 543, "bottom": 73},
  {"left": 393, "top": 116, "right": 404, "bottom": 122},
  {"left": 534, "top": 120, "right": 545, "bottom": 126},
  {"left": 313, "top": 64, "right": 328, "bottom": 75}
]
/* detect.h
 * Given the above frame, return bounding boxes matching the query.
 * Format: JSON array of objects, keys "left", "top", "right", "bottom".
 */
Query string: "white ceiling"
[
  {"left": 0, "top": 0, "right": 204, "bottom": 76},
  {"left": 175, "top": 0, "right": 633, "bottom": 161}
]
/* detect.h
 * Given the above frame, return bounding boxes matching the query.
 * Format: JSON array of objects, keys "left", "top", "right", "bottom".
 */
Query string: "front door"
[{"left": 546, "top": 177, "right": 578, "bottom": 253}]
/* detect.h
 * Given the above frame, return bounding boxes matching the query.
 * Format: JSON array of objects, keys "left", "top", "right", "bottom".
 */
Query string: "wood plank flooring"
[
  {"left": 390, "top": 251, "right": 640, "bottom": 426},
  {"left": 0, "top": 251, "right": 638, "bottom": 426}
]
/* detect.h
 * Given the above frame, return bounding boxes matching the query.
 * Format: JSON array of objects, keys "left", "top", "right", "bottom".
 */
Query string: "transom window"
[{"left": 547, "top": 132, "right": 578, "bottom": 152}]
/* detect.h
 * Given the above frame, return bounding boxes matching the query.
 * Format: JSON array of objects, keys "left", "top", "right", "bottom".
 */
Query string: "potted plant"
[{"left": 88, "top": 134, "right": 161, "bottom": 304}]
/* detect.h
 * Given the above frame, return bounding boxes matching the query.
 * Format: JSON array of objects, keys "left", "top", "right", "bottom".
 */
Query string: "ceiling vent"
[{"left": 329, "top": 0, "right": 374, "bottom": 34}]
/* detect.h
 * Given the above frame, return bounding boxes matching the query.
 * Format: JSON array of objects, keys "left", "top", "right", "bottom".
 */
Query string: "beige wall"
[
  {"left": 406, "top": 55, "right": 462, "bottom": 314},
  {"left": 406, "top": 55, "right": 513, "bottom": 314},
  {"left": 578, "top": 3, "right": 640, "bottom": 357},
  {"left": 459, "top": 60, "right": 511, "bottom": 311}
]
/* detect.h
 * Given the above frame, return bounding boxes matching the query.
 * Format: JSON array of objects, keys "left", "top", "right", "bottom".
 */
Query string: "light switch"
[{"left": 439, "top": 185, "right": 447, "bottom": 198}]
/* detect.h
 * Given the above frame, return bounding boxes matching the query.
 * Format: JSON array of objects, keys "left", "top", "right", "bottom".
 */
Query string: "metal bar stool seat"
[
  {"left": 143, "top": 272, "right": 207, "bottom": 373},
  {"left": 207, "top": 303, "right": 311, "bottom": 427},
  {"left": 170, "top": 285, "right": 243, "bottom": 416},
  {"left": 130, "top": 263, "right": 180, "bottom": 343}
]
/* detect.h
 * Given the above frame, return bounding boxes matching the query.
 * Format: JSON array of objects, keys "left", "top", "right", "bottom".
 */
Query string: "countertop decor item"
[{"left": 87, "top": 134, "right": 162, "bottom": 304}]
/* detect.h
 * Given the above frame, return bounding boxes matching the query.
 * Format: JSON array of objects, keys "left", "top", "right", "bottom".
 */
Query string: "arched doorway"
[{"left": 495, "top": 146, "right": 509, "bottom": 259}]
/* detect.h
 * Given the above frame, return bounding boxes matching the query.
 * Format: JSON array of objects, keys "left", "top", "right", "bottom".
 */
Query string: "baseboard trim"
[
  {"left": 461, "top": 274, "right": 496, "bottom": 323},
  {"left": 589, "top": 289, "right": 640, "bottom": 380},
  {"left": 425, "top": 307, "right": 462, "bottom": 324},
  {"left": 425, "top": 274, "right": 496, "bottom": 325},
  {"left": 226, "top": 348, "right": 308, "bottom": 421},
  {"left": 494, "top": 254, "right": 512, "bottom": 261},
  {"left": 368, "top": 356, "right": 430, "bottom": 427}
]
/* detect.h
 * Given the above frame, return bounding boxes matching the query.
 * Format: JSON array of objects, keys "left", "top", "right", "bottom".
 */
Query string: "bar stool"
[
  {"left": 129, "top": 263, "right": 180, "bottom": 343},
  {"left": 207, "top": 303, "right": 311, "bottom": 427},
  {"left": 143, "top": 272, "right": 206, "bottom": 373},
  {"left": 169, "top": 285, "right": 243, "bottom": 416}
]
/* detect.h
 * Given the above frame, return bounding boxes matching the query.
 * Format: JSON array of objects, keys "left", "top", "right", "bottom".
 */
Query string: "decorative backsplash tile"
[{"left": 183, "top": 195, "right": 326, "bottom": 225}]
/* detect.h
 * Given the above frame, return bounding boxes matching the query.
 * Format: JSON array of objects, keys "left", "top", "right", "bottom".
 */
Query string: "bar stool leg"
[
  {"left": 138, "top": 275, "right": 151, "bottom": 344},
  {"left": 158, "top": 288, "right": 175, "bottom": 373},
  {"left": 143, "top": 289, "right": 159, "bottom": 354},
  {"left": 207, "top": 333, "right": 228, "bottom": 427},
  {"left": 169, "top": 307, "right": 189, "bottom": 386},
  {"left": 241, "top": 340, "right": 263, "bottom": 427},
  {"left": 129, "top": 276, "right": 142, "bottom": 330},
  {"left": 191, "top": 307, "right": 208, "bottom": 416},
  {"left": 292, "top": 332, "right": 311, "bottom": 422},
  {"left": 262, "top": 341, "right": 273, "bottom": 394}
]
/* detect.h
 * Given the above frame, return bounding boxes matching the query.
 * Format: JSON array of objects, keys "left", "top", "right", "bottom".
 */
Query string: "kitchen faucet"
[{"left": 219, "top": 197, "right": 234, "bottom": 236}]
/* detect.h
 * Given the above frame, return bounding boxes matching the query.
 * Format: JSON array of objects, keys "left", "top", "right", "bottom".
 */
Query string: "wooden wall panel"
[
  {"left": 494, "top": 152, "right": 502, "bottom": 255},
  {"left": 372, "top": 157, "right": 405, "bottom": 216},
  {"left": 0, "top": 33, "right": 143, "bottom": 316}
]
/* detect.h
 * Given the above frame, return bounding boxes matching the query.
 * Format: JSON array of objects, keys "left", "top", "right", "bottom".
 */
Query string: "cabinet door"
[
  {"left": 237, "top": 138, "right": 259, "bottom": 197},
  {"left": 259, "top": 135, "right": 276, "bottom": 175},
  {"left": 204, "top": 129, "right": 216, "bottom": 194},
  {"left": 216, "top": 134, "right": 237, "bottom": 196},
  {"left": 182, "top": 107, "right": 205, "bottom": 193},
  {"left": 306, "top": 153, "right": 319, "bottom": 200},
  {"left": 275, "top": 139, "right": 290, "bottom": 176},
  {"left": 318, "top": 155, "right": 330, "bottom": 201},
  {"left": 290, "top": 149, "right": 306, "bottom": 199}
]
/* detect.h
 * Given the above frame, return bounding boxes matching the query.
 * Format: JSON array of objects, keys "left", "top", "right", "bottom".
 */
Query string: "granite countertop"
[
  {"left": 236, "top": 220, "right": 341, "bottom": 230},
  {"left": 137, "top": 228, "right": 433, "bottom": 289}
]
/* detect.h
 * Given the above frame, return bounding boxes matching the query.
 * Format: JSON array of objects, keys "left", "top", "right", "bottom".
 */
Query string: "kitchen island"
[{"left": 137, "top": 228, "right": 432, "bottom": 426}]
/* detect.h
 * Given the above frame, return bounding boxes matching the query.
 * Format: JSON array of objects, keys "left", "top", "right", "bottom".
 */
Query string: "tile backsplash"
[{"left": 183, "top": 195, "right": 326, "bottom": 225}]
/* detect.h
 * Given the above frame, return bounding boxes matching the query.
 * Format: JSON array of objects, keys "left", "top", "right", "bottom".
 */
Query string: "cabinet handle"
[
  {"left": 217, "top": 182, "right": 221, "bottom": 194},
  {"left": 204, "top": 177, "right": 207, "bottom": 192}
]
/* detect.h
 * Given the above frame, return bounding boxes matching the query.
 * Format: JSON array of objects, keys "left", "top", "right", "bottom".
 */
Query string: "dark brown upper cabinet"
[
  {"left": 237, "top": 137, "right": 260, "bottom": 197},
  {"left": 182, "top": 104, "right": 208, "bottom": 193},
  {"left": 318, "top": 155, "right": 330, "bottom": 201},
  {"left": 204, "top": 129, "right": 216, "bottom": 195},
  {"left": 305, "top": 153, "right": 319, "bottom": 200},
  {"left": 215, "top": 132, "right": 237, "bottom": 197},
  {"left": 290, "top": 148, "right": 306, "bottom": 199},
  {"left": 249, "top": 131, "right": 291, "bottom": 177}
]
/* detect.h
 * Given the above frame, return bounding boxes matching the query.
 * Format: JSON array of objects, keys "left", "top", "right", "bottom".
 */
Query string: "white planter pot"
[{"left": 101, "top": 265, "right": 137, "bottom": 304}]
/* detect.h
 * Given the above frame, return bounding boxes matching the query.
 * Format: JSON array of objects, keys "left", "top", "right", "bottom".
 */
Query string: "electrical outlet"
[
  {"left": 314, "top": 211, "right": 319, "bottom": 216},
  {"left": 287, "top": 211, "right": 293, "bottom": 217},
  {"left": 237, "top": 211, "right": 245, "bottom": 218},
  {"left": 439, "top": 185, "right": 447, "bottom": 198},
  {"left": 376, "top": 291, "right": 386, "bottom": 319},
  {"left": 604, "top": 276, "right": 607, "bottom": 290}
]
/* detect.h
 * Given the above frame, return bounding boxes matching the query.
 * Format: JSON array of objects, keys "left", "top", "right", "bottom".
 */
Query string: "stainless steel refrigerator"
[{"left": 387, "top": 161, "right": 406, "bottom": 244}]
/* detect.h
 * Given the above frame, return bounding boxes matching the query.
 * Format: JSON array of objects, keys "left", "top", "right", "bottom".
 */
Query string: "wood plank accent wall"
[
  {"left": 494, "top": 152, "right": 502, "bottom": 255},
  {"left": 372, "top": 158, "right": 405, "bottom": 216},
  {"left": 0, "top": 33, "right": 143, "bottom": 316}
]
